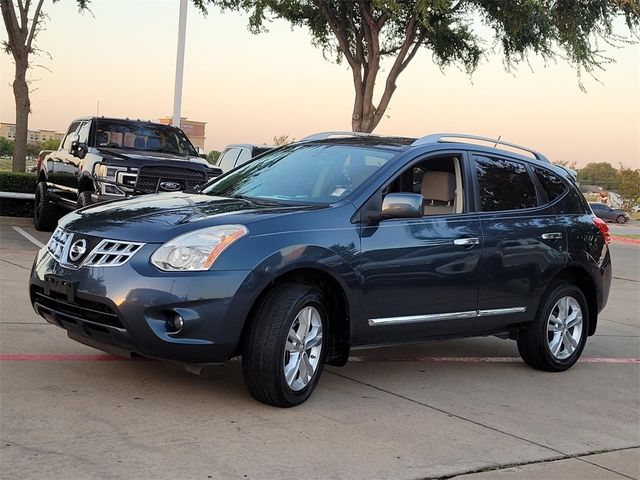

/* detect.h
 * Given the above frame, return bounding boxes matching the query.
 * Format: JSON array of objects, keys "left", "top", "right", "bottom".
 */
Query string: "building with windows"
[
  {"left": 158, "top": 117, "right": 206, "bottom": 151},
  {"left": 0, "top": 122, "right": 65, "bottom": 143}
]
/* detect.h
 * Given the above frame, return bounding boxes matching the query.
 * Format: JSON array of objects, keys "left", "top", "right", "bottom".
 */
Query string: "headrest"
[
  {"left": 421, "top": 171, "right": 455, "bottom": 203},
  {"left": 133, "top": 137, "right": 146, "bottom": 150}
]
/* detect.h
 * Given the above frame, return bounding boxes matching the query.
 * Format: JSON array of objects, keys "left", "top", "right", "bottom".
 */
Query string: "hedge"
[
  {"left": 0, "top": 171, "right": 36, "bottom": 217},
  {"left": 0, "top": 171, "right": 37, "bottom": 193}
]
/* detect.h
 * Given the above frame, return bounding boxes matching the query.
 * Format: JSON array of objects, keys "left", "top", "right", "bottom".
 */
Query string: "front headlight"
[{"left": 150, "top": 225, "right": 248, "bottom": 271}]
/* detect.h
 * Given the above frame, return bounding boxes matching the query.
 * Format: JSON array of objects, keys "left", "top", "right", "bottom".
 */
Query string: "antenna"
[{"left": 493, "top": 135, "right": 501, "bottom": 148}]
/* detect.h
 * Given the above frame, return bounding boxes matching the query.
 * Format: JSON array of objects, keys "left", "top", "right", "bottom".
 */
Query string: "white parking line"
[{"left": 12, "top": 226, "right": 45, "bottom": 249}]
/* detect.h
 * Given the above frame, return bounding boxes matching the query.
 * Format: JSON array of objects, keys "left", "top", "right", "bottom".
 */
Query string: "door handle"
[
  {"left": 541, "top": 232, "right": 563, "bottom": 240},
  {"left": 453, "top": 237, "right": 480, "bottom": 246}
]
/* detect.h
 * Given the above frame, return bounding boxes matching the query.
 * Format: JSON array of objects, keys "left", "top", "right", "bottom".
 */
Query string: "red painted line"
[
  {"left": 0, "top": 354, "right": 131, "bottom": 361},
  {"left": 0, "top": 354, "right": 637, "bottom": 364},
  {"left": 611, "top": 236, "right": 640, "bottom": 245},
  {"left": 347, "top": 356, "right": 640, "bottom": 364}
]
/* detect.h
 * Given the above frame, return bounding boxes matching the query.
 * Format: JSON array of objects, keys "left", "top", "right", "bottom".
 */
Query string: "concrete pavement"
[{"left": 1, "top": 217, "right": 638, "bottom": 479}]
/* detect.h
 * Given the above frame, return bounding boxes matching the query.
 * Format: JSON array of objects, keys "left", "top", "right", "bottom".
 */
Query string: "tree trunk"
[{"left": 12, "top": 58, "right": 30, "bottom": 173}]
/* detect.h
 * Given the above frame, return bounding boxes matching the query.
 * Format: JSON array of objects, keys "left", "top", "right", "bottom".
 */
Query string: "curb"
[{"left": 611, "top": 236, "right": 640, "bottom": 245}]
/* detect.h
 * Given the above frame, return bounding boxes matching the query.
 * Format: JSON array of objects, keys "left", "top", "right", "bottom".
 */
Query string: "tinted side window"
[
  {"left": 62, "top": 121, "right": 81, "bottom": 151},
  {"left": 474, "top": 155, "right": 537, "bottom": 211},
  {"left": 76, "top": 121, "right": 91, "bottom": 144},
  {"left": 533, "top": 167, "right": 567, "bottom": 202}
]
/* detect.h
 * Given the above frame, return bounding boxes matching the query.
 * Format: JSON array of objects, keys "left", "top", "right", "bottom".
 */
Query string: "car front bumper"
[{"left": 29, "top": 245, "right": 264, "bottom": 364}]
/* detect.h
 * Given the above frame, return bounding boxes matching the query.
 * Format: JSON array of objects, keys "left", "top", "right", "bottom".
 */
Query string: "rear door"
[{"left": 472, "top": 154, "right": 567, "bottom": 333}]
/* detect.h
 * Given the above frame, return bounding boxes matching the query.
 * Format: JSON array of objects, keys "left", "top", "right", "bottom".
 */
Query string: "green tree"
[
  {"left": 617, "top": 164, "right": 640, "bottom": 211},
  {"left": 577, "top": 162, "right": 619, "bottom": 191},
  {"left": 207, "top": 150, "right": 221, "bottom": 164},
  {"left": 203, "top": 1, "right": 639, "bottom": 133},
  {"left": 26, "top": 141, "right": 43, "bottom": 158},
  {"left": 1, "top": 0, "right": 208, "bottom": 173},
  {"left": 0, "top": 137, "right": 14, "bottom": 157},
  {"left": 42, "top": 138, "right": 60, "bottom": 150}
]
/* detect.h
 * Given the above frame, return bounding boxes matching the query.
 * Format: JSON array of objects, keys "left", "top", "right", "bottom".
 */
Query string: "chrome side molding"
[{"left": 368, "top": 306, "right": 527, "bottom": 326}]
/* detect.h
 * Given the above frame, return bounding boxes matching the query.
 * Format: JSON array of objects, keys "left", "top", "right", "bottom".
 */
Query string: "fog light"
[{"left": 168, "top": 313, "right": 184, "bottom": 333}]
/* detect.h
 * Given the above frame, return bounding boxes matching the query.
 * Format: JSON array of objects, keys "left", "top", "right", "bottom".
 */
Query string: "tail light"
[{"left": 592, "top": 216, "right": 611, "bottom": 244}]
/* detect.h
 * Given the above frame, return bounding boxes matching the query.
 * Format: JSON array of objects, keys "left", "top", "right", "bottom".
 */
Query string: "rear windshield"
[
  {"left": 94, "top": 120, "right": 197, "bottom": 157},
  {"left": 202, "top": 144, "right": 394, "bottom": 204}
]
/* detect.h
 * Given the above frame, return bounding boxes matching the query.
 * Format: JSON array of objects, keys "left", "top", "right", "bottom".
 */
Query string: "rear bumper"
[{"left": 29, "top": 246, "right": 266, "bottom": 363}]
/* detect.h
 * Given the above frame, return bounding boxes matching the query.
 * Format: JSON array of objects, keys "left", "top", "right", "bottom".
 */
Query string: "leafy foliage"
[
  {"left": 617, "top": 164, "right": 640, "bottom": 210},
  {"left": 0, "top": 137, "right": 14, "bottom": 157},
  {"left": 207, "top": 150, "right": 221, "bottom": 164},
  {"left": 202, "top": 1, "right": 639, "bottom": 132},
  {"left": 577, "top": 161, "right": 619, "bottom": 190},
  {"left": 273, "top": 134, "right": 295, "bottom": 146}
]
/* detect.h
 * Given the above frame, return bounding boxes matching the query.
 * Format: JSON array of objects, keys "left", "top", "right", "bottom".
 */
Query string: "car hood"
[
  {"left": 99, "top": 147, "right": 207, "bottom": 165},
  {"left": 59, "top": 193, "right": 311, "bottom": 242}
]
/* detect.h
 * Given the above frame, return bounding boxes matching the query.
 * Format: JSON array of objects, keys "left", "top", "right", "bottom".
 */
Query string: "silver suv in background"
[{"left": 217, "top": 144, "right": 274, "bottom": 172}]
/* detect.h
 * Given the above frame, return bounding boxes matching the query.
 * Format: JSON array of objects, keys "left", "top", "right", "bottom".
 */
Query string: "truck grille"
[
  {"left": 135, "top": 165, "right": 207, "bottom": 193},
  {"left": 31, "top": 286, "right": 124, "bottom": 329}
]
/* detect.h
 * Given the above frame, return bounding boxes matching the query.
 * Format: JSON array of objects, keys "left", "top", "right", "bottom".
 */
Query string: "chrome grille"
[
  {"left": 83, "top": 239, "right": 144, "bottom": 267},
  {"left": 47, "top": 227, "right": 72, "bottom": 263},
  {"left": 46, "top": 228, "right": 144, "bottom": 268}
]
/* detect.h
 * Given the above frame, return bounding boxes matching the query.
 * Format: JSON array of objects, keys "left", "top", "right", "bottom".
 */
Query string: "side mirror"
[
  {"left": 199, "top": 153, "right": 208, "bottom": 160},
  {"left": 381, "top": 193, "right": 424, "bottom": 219},
  {"left": 70, "top": 140, "right": 88, "bottom": 160}
]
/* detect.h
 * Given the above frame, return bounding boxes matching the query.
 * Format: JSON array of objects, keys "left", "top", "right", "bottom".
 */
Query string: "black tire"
[
  {"left": 242, "top": 283, "right": 329, "bottom": 407},
  {"left": 77, "top": 191, "right": 93, "bottom": 209},
  {"left": 33, "top": 181, "right": 59, "bottom": 231},
  {"left": 616, "top": 215, "right": 627, "bottom": 224},
  {"left": 517, "top": 283, "right": 589, "bottom": 372}
]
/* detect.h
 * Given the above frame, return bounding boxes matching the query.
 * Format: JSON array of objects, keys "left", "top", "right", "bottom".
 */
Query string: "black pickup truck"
[{"left": 34, "top": 117, "right": 221, "bottom": 230}]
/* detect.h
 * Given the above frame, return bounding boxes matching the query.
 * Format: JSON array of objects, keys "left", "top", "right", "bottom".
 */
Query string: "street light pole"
[{"left": 172, "top": 0, "right": 188, "bottom": 128}]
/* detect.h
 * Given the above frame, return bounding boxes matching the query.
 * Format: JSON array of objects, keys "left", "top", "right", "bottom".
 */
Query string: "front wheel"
[
  {"left": 33, "top": 181, "right": 59, "bottom": 231},
  {"left": 517, "top": 283, "right": 588, "bottom": 372},
  {"left": 616, "top": 215, "right": 627, "bottom": 224},
  {"left": 242, "top": 283, "right": 328, "bottom": 407}
]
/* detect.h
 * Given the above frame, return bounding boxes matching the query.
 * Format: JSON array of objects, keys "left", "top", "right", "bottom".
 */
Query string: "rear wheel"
[
  {"left": 616, "top": 215, "right": 627, "bottom": 224},
  {"left": 517, "top": 283, "right": 588, "bottom": 372},
  {"left": 33, "top": 181, "right": 59, "bottom": 231},
  {"left": 242, "top": 283, "right": 328, "bottom": 407}
]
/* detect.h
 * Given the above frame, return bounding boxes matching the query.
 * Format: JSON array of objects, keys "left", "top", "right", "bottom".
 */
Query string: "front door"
[{"left": 358, "top": 152, "right": 482, "bottom": 345}]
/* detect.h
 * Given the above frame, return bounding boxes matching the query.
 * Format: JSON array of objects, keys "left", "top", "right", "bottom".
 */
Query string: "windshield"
[
  {"left": 94, "top": 120, "right": 198, "bottom": 157},
  {"left": 202, "top": 144, "right": 394, "bottom": 204}
]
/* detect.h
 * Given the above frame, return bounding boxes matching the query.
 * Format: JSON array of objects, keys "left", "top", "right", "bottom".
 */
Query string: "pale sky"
[{"left": 1, "top": 0, "right": 639, "bottom": 167}]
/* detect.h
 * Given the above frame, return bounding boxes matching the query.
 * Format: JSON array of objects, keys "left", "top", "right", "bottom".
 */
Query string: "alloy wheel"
[
  {"left": 283, "top": 306, "right": 323, "bottom": 391},
  {"left": 547, "top": 296, "right": 583, "bottom": 360}
]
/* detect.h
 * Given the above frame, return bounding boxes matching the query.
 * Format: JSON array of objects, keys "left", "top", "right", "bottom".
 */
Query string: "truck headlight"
[{"left": 150, "top": 225, "right": 248, "bottom": 271}]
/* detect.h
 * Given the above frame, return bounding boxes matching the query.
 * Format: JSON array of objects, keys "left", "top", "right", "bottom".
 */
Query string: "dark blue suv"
[{"left": 29, "top": 132, "right": 612, "bottom": 407}]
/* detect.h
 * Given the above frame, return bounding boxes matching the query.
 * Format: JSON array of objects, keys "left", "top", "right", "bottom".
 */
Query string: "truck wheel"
[
  {"left": 517, "top": 283, "right": 588, "bottom": 372},
  {"left": 616, "top": 215, "right": 627, "bottom": 224},
  {"left": 77, "top": 191, "right": 93, "bottom": 209},
  {"left": 33, "top": 181, "right": 59, "bottom": 232},
  {"left": 242, "top": 283, "right": 328, "bottom": 407}
]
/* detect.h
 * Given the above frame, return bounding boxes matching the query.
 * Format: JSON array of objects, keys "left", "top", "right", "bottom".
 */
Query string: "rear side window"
[
  {"left": 533, "top": 167, "right": 566, "bottom": 202},
  {"left": 474, "top": 155, "right": 537, "bottom": 211}
]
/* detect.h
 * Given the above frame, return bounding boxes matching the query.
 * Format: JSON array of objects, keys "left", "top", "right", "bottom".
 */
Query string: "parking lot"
[{"left": 0, "top": 217, "right": 638, "bottom": 480}]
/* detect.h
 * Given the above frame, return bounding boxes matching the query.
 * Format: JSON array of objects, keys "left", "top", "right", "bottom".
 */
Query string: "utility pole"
[{"left": 172, "top": 0, "right": 188, "bottom": 128}]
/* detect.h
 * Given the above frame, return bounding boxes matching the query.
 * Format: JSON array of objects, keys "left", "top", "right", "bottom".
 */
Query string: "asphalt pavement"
[{"left": 0, "top": 216, "right": 638, "bottom": 480}]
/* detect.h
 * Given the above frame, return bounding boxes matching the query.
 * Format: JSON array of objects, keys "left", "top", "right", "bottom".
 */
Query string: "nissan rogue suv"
[{"left": 29, "top": 132, "right": 612, "bottom": 407}]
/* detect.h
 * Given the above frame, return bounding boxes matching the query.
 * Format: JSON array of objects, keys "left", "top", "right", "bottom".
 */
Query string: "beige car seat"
[{"left": 421, "top": 171, "right": 455, "bottom": 215}]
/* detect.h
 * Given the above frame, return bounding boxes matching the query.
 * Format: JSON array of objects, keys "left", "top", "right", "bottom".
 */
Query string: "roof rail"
[
  {"left": 299, "top": 131, "right": 375, "bottom": 142},
  {"left": 412, "top": 133, "right": 550, "bottom": 163}
]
